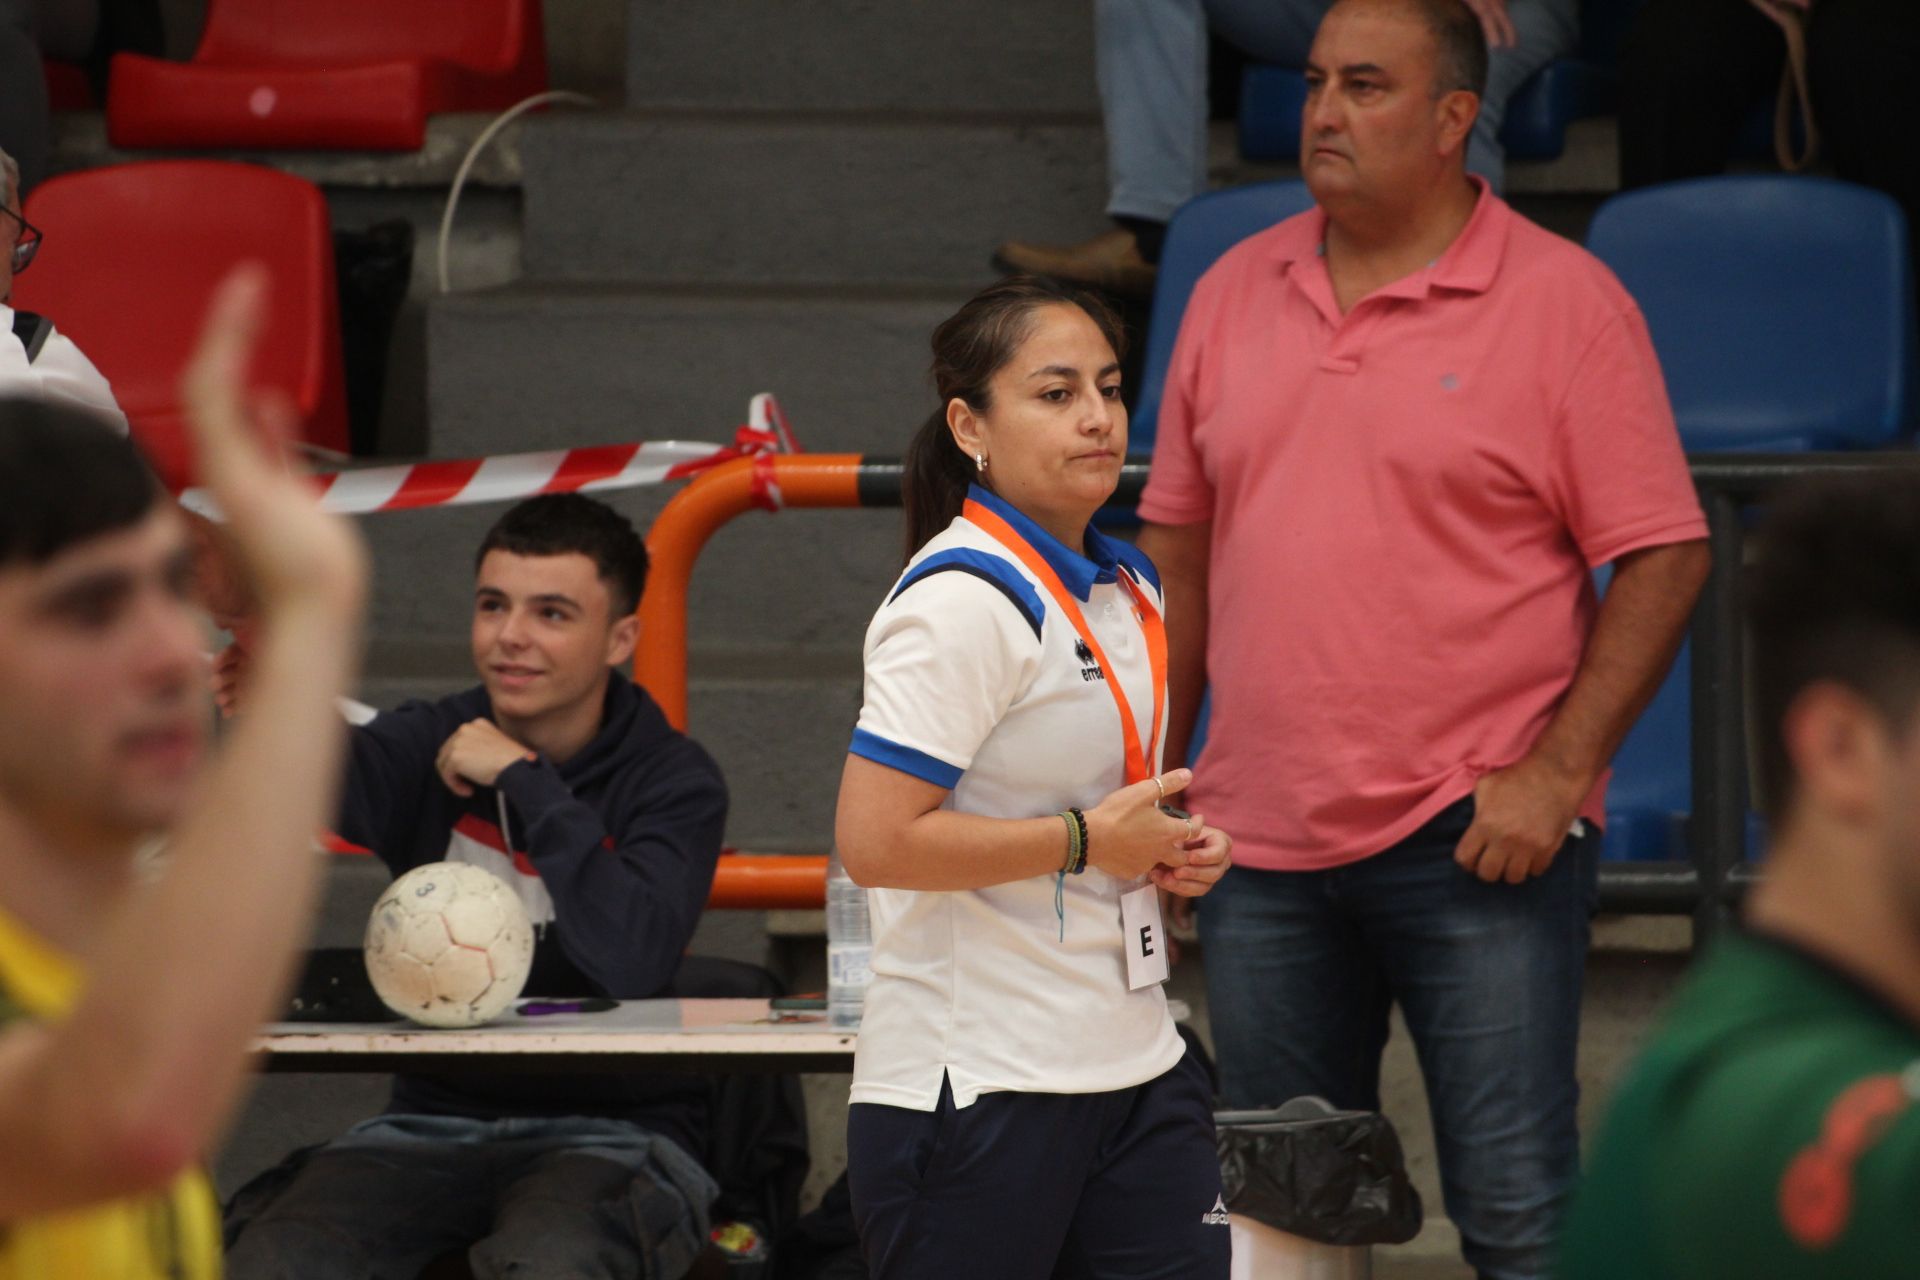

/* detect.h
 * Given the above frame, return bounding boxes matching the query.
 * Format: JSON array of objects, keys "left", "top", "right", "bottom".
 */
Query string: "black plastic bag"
[{"left": 1215, "top": 1096, "right": 1423, "bottom": 1246}]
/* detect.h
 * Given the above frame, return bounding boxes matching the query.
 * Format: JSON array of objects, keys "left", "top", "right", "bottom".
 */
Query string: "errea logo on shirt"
[
  {"left": 1073, "top": 638, "right": 1106, "bottom": 683},
  {"left": 1202, "top": 1194, "right": 1231, "bottom": 1226}
]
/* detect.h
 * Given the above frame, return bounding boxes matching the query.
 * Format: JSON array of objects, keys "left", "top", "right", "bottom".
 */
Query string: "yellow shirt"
[{"left": 0, "top": 906, "right": 222, "bottom": 1279}]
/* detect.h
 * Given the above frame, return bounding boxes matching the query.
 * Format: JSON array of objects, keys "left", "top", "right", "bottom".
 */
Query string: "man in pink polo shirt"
[{"left": 1136, "top": 0, "right": 1709, "bottom": 1275}]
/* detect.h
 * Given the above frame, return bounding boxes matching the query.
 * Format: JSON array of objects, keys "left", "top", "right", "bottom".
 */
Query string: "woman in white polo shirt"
[{"left": 835, "top": 276, "right": 1233, "bottom": 1280}]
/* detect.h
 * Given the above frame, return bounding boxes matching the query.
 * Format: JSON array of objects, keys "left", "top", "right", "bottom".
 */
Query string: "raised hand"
[{"left": 180, "top": 265, "right": 365, "bottom": 622}]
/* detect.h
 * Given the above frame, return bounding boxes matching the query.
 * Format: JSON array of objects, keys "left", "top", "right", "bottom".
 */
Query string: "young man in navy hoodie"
[{"left": 223, "top": 493, "right": 732, "bottom": 1280}]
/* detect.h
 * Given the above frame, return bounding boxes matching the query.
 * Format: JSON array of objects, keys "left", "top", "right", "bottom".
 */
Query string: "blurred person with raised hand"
[{"left": 0, "top": 264, "right": 366, "bottom": 1277}]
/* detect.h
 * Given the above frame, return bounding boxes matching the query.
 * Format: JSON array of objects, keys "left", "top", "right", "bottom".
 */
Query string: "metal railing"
[{"left": 641, "top": 450, "right": 1920, "bottom": 936}]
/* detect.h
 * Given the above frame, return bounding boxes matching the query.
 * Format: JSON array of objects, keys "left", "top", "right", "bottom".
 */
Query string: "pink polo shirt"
[{"left": 1139, "top": 182, "right": 1706, "bottom": 871}]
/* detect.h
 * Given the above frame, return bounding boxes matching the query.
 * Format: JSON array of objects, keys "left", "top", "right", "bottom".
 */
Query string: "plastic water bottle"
[{"left": 825, "top": 848, "right": 872, "bottom": 1029}]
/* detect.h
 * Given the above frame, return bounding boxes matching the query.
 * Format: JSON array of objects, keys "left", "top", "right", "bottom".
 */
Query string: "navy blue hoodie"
[{"left": 336, "top": 673, "right": 727, "bottom": 1154}]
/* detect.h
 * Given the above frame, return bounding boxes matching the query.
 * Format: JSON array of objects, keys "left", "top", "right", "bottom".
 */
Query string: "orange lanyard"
[{"left": 964, "top": 499, "right": 1168, "bottom": 785}]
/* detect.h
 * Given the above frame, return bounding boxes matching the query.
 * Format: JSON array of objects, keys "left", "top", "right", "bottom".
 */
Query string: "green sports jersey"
[{"left": 1559, "top": 929, "right": 1920, "bottom": 1279}]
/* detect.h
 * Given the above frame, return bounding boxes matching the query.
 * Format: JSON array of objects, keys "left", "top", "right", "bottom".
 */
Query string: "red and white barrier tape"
[{"left": 181, "top": 393, "right": 801, "bottom": 520}]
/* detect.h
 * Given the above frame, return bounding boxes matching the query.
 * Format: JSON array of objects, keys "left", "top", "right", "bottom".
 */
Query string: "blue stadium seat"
[
  {"left": 1595, "top": 561, "right": 1690, "bottom": 862},
  {"left": 1237, "top": 60, "right": 1614, "bottom": 164},
  {"left": 1234, "top": 65, "right": 1306, "bottom": 163},
  {"left": 1498, "top": 60, "right": 1617, "bottom": 159},
  {"left": 1134, "top": 185, "right": 1306, "bottom": 778},
  {"left": 1589, "top": 177, "right": 1911, "bottom": 859},
  {"left": 1131, "top": 180, "right": 1315, "bottom": 456},
  {"left": 1586, "top": 176, "right": 1915, "bottom": 451},
  {"left": 1596, "top": 571, "right": 1773, "bottom": 865}
]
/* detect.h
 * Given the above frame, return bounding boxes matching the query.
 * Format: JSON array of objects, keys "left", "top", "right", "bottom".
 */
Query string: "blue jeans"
[
  {"left": 1096, "top": 0, "right": 1581, "bottom": 218},
  {"left": 1198, "top": 797, "right": 1599, "bottom": 1280}
]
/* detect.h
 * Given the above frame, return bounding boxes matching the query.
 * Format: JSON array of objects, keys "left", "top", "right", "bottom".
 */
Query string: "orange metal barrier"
[
  {"left": 637, "top": 453, "right": 864, "bottom": 730},
  {"left": 708, "top": 852, "right": 832, "bottom": 909},
  {"left": 322, "top": 456, "right": 863, "bottom": 914},
  {"left": 329, "top": 841, "right": 829, "bottom": 912},
  {"left": 637, "top": 454, "right": 869, "bottom": 910}
]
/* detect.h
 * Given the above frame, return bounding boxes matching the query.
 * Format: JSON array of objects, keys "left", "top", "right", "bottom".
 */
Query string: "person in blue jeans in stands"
[
  {"left": 1133, "top": 3, "right": 1713, "bottom": 1275},
  {"left": 997, "top": 0, "right": 1576, "bottom": 295}
]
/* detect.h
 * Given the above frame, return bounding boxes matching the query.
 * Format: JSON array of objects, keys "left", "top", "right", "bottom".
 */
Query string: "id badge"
[{"left": 1120, "top": 884, "right": 1171, "bottom": 990}]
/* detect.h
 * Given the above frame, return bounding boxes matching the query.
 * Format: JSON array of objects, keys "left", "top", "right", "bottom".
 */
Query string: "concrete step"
[
  {"left": 352, "top": 502, "right": 513, "bottom": 647},
  {"left": 51, "top": 110, "right": 535, "bottom": 190},
  {"left": 689, "top": 670, "right": 863, "bottom": 851},
  {"left": 515, "top": 109, "right": 1610, "bottom": 289},
  {"left": 520, "top": 110, "right": 1108, "bottom": 286},
  {"left": 421, "top": 279, "right": 946, "bottom": 660},
  {"left": 427, "top": 281, "right": 969, "bottom": 457},
  {"left": 355, "top": 667, "right": 475, "bottom": 713},
  {"left": 626, "top": 0, "right": 1096, "bottom": 114},
  {"left": 353, "top": 493, "right": 902, "bottom": 660}
]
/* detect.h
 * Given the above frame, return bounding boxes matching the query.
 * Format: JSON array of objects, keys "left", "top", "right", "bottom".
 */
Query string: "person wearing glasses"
[
  {"left": 0, "top": 146, "right": 122, "bottom": 430},
  {"left": 0, "top": 145, "right": 255, "bottom": 627}
]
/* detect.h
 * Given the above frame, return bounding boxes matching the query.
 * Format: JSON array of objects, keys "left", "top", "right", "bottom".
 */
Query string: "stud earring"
[{"left": 975, "top": 452, "right": 987, "bottom": 472}]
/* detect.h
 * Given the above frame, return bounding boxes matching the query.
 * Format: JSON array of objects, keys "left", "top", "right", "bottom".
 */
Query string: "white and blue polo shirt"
[{"left": 847, "top": 484, "right": 1187, "bottom": 1111}]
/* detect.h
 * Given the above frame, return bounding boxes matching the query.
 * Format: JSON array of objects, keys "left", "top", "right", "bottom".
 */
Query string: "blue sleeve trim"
[
  {"left": 849, "top": 729, "right": 964, "bottom": 789},
  {"left": 1112, "top": 541, "right": 1162, "bottom": 595},
  {"left": 889, "top": 549, "right": 1044, "bottom": 642}
]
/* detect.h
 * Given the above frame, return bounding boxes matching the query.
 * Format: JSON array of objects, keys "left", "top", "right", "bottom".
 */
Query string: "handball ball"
[{"left": 365, "top": 862, "right": 535, "bottom": 1028}]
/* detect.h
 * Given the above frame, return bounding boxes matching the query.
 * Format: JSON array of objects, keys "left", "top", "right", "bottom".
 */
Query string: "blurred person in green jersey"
[{"left": 1560, "top": 471, "right": 1920, "bottom": 1278}]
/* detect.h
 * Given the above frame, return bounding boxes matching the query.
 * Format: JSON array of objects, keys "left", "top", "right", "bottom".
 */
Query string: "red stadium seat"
[
  {"left": 13, "top": 160, "right": 349, "bottom": 489},
  {"left": 105, "top": 0, "right": 547, "bottom": 151}
]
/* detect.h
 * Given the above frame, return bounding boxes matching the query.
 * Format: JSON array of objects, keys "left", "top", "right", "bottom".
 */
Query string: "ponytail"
[{"left": 902, "top": 407, "right": 973, "bottom": 564}]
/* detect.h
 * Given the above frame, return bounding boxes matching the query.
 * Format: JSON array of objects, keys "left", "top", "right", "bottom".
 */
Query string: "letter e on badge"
[{"left": 1120, "top": 885, "right": 1170, "bottom": 989}]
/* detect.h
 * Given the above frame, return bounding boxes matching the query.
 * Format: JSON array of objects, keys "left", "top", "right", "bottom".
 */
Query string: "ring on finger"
[
  {"left": 1183, "top": 816, "right": 1195, "bottom": 841},
  {"left": 1152, "top": 775, "right": 1165, "bottom": 803}
]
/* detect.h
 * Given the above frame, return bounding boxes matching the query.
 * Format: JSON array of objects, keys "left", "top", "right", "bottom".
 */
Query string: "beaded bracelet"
[
  {"left": 1066, "top": 807, "right": 1090, "bottom": 875},
  {"left": 1058, "top": 811, "right": 1082, "bottom": 875}
]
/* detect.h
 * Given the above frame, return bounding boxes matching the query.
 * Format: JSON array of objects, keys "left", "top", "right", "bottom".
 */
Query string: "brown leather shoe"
[{"left": 994, "top": 228, "right": 1158, "bottom": 299}]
